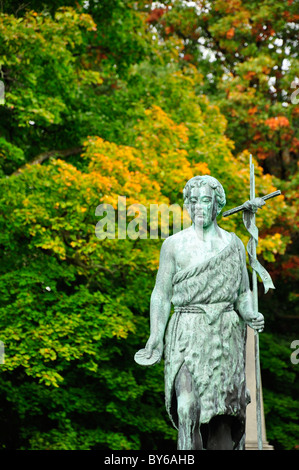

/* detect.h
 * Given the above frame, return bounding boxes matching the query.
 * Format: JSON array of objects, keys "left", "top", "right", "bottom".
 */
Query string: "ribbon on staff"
[{"left": 243, "top": 210, "right": 275, "bottom": 294}]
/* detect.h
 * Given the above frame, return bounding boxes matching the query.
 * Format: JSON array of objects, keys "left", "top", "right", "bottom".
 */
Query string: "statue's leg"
[
  {"left": 175, "top": 363, "right": 202, "bottom": 450},
  {"left": 206, "top": 416, "right": 234, "bottom": 450}
]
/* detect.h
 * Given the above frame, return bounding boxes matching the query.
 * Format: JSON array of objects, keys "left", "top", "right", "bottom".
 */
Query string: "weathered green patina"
[{"left": 135, "top": 175, "right": 265, "bottom": 450}]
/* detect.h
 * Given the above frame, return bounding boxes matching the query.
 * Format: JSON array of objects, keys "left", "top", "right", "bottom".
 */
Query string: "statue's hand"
[
  {"left": 244, "top": 197, "right": 265, "bottom": 213},
  {"left": 247, "top": 312, "right": 264, "bottom": 333},
  {"left": 145, "top": 335, "right": 163, "bottom": 361}
]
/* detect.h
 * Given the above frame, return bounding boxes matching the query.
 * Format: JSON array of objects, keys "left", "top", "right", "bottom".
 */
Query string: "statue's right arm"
[{"left": 145, "top": 238, "right": 175, "bottom": 360}]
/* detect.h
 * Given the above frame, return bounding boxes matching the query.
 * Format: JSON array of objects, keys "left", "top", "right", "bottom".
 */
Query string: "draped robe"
[{"left": 164, "top": 232, "right": 250, "bottom": 448}]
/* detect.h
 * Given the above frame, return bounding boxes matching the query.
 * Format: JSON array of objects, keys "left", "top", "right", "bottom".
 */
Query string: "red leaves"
[
  {"left": 281, "top": 256, "right": 299, "bottom": 278},
  {"left": 251, "top": 22, "right": 275, "bottom": 42},
  {"left": 146, "top": 8, "right": 165, "bottom": 24},
  {"left": 283, "top": 10, "right": 299, "bottom": 21},
  {"left": 290, "top": 137, "right": 299, "bottom": 153},
  {"left": 183, "top": 53, "right": 193, "bottom": 62},
  {"left": 165, "top": 25, "right": 174, "bottom": 35}
]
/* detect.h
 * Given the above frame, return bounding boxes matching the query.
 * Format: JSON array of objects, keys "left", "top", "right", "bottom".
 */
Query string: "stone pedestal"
[{"left": 245, "top": 327, "right": 274, "bottom": 450}]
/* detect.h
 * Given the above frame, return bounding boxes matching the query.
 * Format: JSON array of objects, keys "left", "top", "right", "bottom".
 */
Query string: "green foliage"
[
  {"left": 0, "top": 0, "right": 297, "bottom": 451},
  {"left": 0, "top": 137, "right": 25, "bottom": 175},
  {"left": 260, "top": 333, "right": 299, "bottom": 450}
]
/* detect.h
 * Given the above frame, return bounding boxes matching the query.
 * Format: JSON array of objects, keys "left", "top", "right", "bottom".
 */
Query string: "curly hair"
[{"left": 183, "top": 175, "right": 226, "bottom": 216}]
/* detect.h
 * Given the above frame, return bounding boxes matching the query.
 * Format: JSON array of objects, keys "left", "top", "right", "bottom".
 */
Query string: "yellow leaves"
[
  {"left": 69, "top": 238, "right": 85, "bottom": 249},
  {"left": 87, "top": 152, "right": 145, "bottom": 199},
  {"left": 78, "top": 13, "right": 97, "bottom": 31},
  {"left": 228, "top": 85, "right": 257, "bottom": 105},
  {"left": 78, "top": 69, "right": 102, "bottom": 85},
  {"left": 257, "top": 233, "right": 282, "bottom": 253},
  {"left": 142, "top": 105, "right": 189, "bottom": 147},
  {"left": 257, "top": 232, "right": 289, "bottom": 262},
  {"left": 54, "top": 7, "right": 97, "bottom": 32},
  {"left": 38, "top": 370, "right": 64, "bottom": 388},
  {"left": 193, "top": 162, "right": 210, "bottom": 175},
  {"left": 22, "top": 197, "right": 30, "bottom": 207},
  {"left": 85, "top": 138, "right": 144, "bottom": 180},
  {"left": 87, "top": 170, "right": 114, "bottom": 193},
  {"left": 39, "top": 348, "right": 57, "bottom": 361},
  {"left": 82, "top": 107, "right": 201, "bottom": 207},
  {"left": 93, "top": 152, "right": 116, "bottom": 173},
  {"left": 111, "top": 325, "right": 130, "bottom": 339},
  {"left": 53, "top": 159, "right": 83, "bottom": 192},
  {"left": 123, "top": 180, "right": 142, "bottom": 195},
  {"left": 101, "top": 194, "right": 119, "bottom": 208},
  {"left": 215, "top": 0, "right": 243, "bottom": 14},
  {"left": 36, "top": 236, "right": 66, "bottom": 260}
]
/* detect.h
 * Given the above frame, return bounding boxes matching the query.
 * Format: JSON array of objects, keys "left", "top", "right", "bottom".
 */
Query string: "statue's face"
[{"left": 189, "top": 184, "right": 216, "bottom": 228}]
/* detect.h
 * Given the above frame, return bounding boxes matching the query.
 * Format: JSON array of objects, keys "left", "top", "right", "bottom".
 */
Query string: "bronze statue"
[{"left": 135, "top": 169, "right": 280, "bottom": 450}]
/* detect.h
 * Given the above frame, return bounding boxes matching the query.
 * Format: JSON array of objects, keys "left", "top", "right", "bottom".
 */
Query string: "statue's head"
[{"left": 183, "top": 175, "right": 226, "bottom": 226}]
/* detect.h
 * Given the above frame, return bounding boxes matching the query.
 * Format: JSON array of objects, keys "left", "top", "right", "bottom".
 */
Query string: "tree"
[
  {"left": 144, "top": 0, "right": 298, "bottom": 172},
  {"left": 0, "top": 1, "right": 297, "bottom": 450},
  {"left": 142, "top": 0, "right": 299, "bottom": 449}
]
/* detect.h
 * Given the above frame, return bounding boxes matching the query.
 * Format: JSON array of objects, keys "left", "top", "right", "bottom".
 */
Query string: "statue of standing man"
[{"left": 135, "top": 175, "right": 264, "bottom": 450}]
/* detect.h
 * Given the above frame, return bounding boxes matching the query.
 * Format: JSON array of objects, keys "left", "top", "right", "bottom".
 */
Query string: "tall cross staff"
[{"left": 222, "top": 155, "right": 281, "bottom": 450}]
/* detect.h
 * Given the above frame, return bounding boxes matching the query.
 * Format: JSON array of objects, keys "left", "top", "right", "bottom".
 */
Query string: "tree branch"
[{"left": 12, "top": 146, "right": 83, "bottom": 176}]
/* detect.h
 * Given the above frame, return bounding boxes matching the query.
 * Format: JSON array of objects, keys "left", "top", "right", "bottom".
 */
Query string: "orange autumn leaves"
[
  {"left": 82, "top": 105, "right": 210, "bottom": 210},
  {"left": 80, "top": 104, "right": 286, "bottom": 266},
  {"left": 265, "top": 116, "right": 290, "bottom": 130},
  {"left": 12, "top": 100, "right": 286, "bottom": 268}
]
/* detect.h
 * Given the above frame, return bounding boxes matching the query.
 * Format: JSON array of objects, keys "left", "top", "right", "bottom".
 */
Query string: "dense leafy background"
[{"left": 0, "top": 0, "right": 298, "bottom": 450}]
